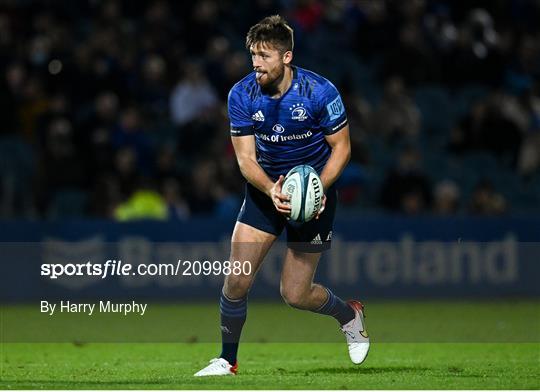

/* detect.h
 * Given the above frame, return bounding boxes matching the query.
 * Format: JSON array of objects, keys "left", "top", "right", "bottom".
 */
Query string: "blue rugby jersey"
[{"left": 228, "top": 66, "right": 348, "bottom": 181}]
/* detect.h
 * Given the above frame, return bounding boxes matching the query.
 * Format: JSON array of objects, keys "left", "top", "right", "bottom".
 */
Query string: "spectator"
[
  {"left": 78, "top": 91, "right": 120, "bottom": 177},
  {"left": 162, "top": 178, "right": 190, "bottom": 220},
  {"left": 372, "top": 76, "right": 421, "bottom": 142},
  {"left": 34, "top": 117, "right": 86, "bottom": 216},
  {"left": 186, "top": 159, "right": 222, "bottom": 216},
  {"left": 111, "top": 106, "right": 153, "bottom": 174},
  {"left": 380, "top": 22, "right": 439, "bottom": 85},
  {"left": 154, "top": 145, "right": 181, "bottom": 188},
  {"left": 184, "top": 0, "right": 221, "bottom": 56},
  {"left": 448, "top": 92, "right": 523, "bottom": 165},
  {"left": 112, "top": 147, "right": 140, "bottom": 201},
  {"left": 169, "top": 61, "right": 219, "bottom": 127},
  {"left": 433, "top": 180, "right": 461, "bottom": 215},
  {"left": 468, "top": 179, "right": 507, "bottom": 215},
  {"left": 379, "top": 147, "right": 432, "bottom": 214},
  {"left": 136, "top": 53, "right": 169, "bottom": 120},
  {"left": 351, "top": 1, "right": 395, "bottom": 59},
  {"left": 339, "top": 76, "right": 372, "bottom": 165},
  {"left": 443, "top": 8, "right": 506, "bottom": 86},
  {"left": 114, "top": 182, "right": 168, "bottom": 221},
  {"left": 515, "top": 88, "right": 540, "bottom": 177},
  {"left": 0, "top": 63, "right": 26, "bottom": 136},
  {"left": 89, "top": 174, "right": 123, "bottom": 218}
]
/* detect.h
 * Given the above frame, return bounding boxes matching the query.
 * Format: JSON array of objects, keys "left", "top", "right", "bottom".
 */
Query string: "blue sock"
[
  {"left": 219, "top": 291, "right": 247, "bottom": 365},
  {"left": 312, "top": 288, "right": 355, "bottom": 325}
]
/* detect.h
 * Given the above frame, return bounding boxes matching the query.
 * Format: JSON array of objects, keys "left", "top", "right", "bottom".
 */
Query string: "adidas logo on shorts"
[
  {"left": 252, "top": 110, "right": 265, "bottom": 122},
  {"left": 311, "top": 234, "right": 322, "bottom": 245}
]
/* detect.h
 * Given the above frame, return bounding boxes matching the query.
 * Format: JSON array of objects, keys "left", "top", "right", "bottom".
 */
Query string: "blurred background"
[
  {"left": 0, "top": 0, "right": 539, "bottom": 308},
  {"left": 1, "top": 0, "right": 539, "bottom": 220}
]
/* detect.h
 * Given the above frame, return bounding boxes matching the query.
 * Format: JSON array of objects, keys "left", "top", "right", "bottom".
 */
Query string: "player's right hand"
[{"left": 270, "top": 175, "right": 291, "bottom": 216}]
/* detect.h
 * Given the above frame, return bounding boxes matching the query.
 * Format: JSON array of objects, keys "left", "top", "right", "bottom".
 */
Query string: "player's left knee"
[{"left": 280, "top": 285, "right": 310, "bottom": 310}]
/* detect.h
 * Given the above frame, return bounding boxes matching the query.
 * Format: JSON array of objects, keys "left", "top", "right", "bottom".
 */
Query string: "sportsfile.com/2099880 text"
[{"left": 40, "top": 259, "right": 252, "bottom": 279}]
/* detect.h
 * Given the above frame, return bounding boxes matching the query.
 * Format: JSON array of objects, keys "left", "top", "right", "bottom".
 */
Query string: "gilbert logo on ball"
[{"left": 282, "top": 165, "right": 324, "bottom": 222}]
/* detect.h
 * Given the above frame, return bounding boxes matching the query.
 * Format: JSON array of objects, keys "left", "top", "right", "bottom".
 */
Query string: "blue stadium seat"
[
  {"left": 0, "top": 137, "right": 34, "bottom": 175},
  {"left": 215, "top": 195, "right": 242, "bottom": 219},
  {"left": 366, "top": 138, "right": 395, "bottom": 168},
  {"left": 414, "top": 86, "right": 453, "bottom": 134},
  {"left": 423, "top": 151, "right": 448, "bottom": 179},
  {"left": 48, "top": 189, "right": 88, "bottom": 219},
  {"left": 452, "top": 84, "right": 489, "bottom": 119},
  {"left": 461, "top": 152, "right": 499, "bottom": 177},
  {"left": 148, "top": 120, "right": 178, "bottom": 146}
]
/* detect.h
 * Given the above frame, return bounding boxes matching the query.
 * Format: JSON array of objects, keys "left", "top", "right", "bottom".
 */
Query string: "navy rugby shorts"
[{"left": 237, "top": 183, "right": 337, "bottom": 253}]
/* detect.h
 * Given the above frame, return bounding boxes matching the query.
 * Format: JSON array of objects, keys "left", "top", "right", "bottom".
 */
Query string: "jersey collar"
[
  {"left": 265, "top": 65, "right": 297, "bottom": 100},
  {"left": 291, "top": 64, "right": 298, "bottom": 80}
]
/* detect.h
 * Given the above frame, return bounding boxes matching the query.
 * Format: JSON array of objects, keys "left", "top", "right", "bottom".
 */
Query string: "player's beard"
[{"left": 257, "top": 63, "right": 286, "bottom": 95}]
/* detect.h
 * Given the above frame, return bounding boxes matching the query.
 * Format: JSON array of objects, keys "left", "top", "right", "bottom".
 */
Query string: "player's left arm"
[
  {"left": 315, "top": 81, "right": 351, "bottom": 218},
  {"left": 320, "top": 125, "right": 351, "bottom": 191},
  {"left": 314, "top": 126, "right": 351, "bottom": 219}
]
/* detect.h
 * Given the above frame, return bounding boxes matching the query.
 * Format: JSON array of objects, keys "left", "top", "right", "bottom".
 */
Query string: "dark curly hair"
[{"left": 246, "top": 15, "right": 294, "bottom": 53}]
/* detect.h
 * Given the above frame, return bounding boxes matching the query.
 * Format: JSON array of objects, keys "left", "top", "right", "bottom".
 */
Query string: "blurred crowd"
[{"left": 0, "top": 0, "right": 539, "bottom": 220}]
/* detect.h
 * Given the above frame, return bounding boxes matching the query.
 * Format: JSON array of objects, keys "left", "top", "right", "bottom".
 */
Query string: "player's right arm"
[
  {"left": 228, "top": 84, "right": 290, "bottom": 214},
  {"left": 231, "top": 136, "right": 290, "bottom": 215}
]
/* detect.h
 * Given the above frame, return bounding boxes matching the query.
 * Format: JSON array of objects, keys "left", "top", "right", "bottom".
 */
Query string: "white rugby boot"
[
  {"left": 341, "top": 300, "right": 370, "bottom": 364},
  {"left": 194, "top": 358, "right": 237, "bottom": 377}
]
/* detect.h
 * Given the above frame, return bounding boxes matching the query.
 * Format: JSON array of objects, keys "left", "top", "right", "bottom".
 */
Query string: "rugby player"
[{"left": 195, "top": 15, "right": 369, "bottom": 377}]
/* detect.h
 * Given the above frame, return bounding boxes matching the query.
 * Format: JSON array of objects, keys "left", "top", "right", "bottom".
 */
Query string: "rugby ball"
[{"left": 282, "top": 165, "right": 324, "bottom": 222}]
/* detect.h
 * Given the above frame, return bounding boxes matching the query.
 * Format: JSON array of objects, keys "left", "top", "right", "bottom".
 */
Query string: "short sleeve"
[
  {"left": 317, "top": 82, "right": 348, "bottom": 135},
  {"left": 228, "top": 85, "right": 254, "bottom": 136}
]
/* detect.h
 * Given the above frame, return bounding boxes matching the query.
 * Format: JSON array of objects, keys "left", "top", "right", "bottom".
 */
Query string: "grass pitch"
[
  {"left": 1, "top": 342, "right": 538, "bottom": 389},
  {"left": 1, "top": 301, "right": 539, "bottom": 389}
]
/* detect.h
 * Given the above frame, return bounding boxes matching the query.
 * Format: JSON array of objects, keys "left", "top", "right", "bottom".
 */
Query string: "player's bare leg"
[
  {"left": 279, "top": 249, "right": 327, "bottom": 309},
  {"left": 223, "top": 221, "right": 276, "bottom": 299},
  {"left": 280, "top": 248, "right": 370, "bottom": 364},
  {"left": 194, "top": 222, "right": 276, "bottom": 377}
]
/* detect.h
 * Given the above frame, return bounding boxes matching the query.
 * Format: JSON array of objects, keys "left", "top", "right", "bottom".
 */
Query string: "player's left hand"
[{"left": 315, "top": 194, "right": 327, "bottom": 220}]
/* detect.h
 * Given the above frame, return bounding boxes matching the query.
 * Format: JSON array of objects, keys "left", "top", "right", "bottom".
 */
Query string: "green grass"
[
  {"left": 1, "top": 301, "right": 539, "bottom": 389},
  {"left": 1, "top": 343, "right": 538, "bottom": 389},
  {"left": 2, "top": 300, "right": 539, "bottom": 343}
]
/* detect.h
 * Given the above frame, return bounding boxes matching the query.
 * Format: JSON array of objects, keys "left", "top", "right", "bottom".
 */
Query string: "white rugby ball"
[{"left": 282, "top": 165, "right": 324, "bottom": 223}]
